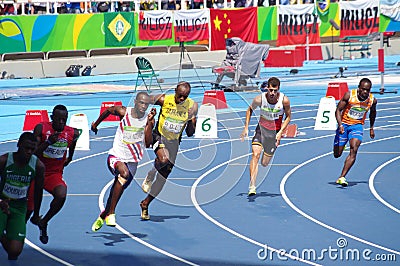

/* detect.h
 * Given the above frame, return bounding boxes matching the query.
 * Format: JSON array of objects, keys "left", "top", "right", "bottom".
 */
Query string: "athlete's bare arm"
[
  {"left": 91, "top": 106, "right": 127, "bottom": 134},
  {"left": 335, "top": 91, "right": 350, "bottom": 134},
  {"left": 185, "top": 102, "right": 198, "bottom": 137},
  {"left": 369, "top": 98, "right": 377, "bottom": 139},
  {"left": 240, "top": 95, "right": 262, "bottom": 141}
]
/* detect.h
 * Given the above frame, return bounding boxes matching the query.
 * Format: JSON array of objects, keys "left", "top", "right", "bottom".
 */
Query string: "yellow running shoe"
[
  {"left": 336, "top": 177, "right": 348, "bottom": 187},
  {"left": 140, "top": 201, "right": 150, "bottom": 220},
  {"left": 141, "top": 179, "right": 152, "bottom": 194},
  {"left": 105, "top": 214, "right": 116, "bottom": 227},
  {"left": 92, "top": 217, "right": 104, "bottom": 232},
  {"left": 248, "top": 185, "right": 256, "bottom": 196}
]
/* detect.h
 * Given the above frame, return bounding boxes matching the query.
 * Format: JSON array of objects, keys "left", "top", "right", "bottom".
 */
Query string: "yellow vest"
[{"left": 157, "top": 94, "right": 194, "bottom": 140}]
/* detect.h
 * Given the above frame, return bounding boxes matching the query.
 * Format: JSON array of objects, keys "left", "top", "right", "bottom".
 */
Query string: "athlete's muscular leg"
[
  {"left": 339, "top": 138, "right": 361, "bottom": 177},
  {"left": 250, "top": 144, "right": 263, "bottom": 188},
  {"left": 41, "top": 185, "right": 67, "bottom": 224},
  {"left": 3, "top": 239, "right": 23, "bottom": 260},
  {"left": 101, "top": 162, "right": 130, "bottom": 219},
  {"left": 333, "top": 145, "right": 346, "bottom": 158},
  {"left": 142, "top": 147, "right": 172, "bottom": 206},
  {"left": 144, "top": 167, "right": 157, "bottom": 183},
  {"left": 155, "top": 147, "right": 171, "bottom": 173},
  {"left": 260, "top": 153, "right": 273, "bottom": 167}
]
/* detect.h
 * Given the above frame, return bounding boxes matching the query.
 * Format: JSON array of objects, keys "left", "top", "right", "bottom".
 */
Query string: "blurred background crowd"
[{"left": 1, "top": 0, "right": 351, "bottom": 15}]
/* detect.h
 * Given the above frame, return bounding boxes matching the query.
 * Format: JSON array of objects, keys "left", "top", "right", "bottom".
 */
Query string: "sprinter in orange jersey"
[{"left": 333, "top": 78, "right": 377, "bottom": 187}]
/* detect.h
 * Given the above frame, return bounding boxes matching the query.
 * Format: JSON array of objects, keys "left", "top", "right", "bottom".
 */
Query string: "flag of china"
[{"left": 210, "top": 7, "right": 258, "bottom": 51}]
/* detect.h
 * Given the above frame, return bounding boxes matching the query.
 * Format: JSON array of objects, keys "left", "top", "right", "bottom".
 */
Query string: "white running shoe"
[{"left": 141, "top": 168, "right": 156, "bottom": 193}]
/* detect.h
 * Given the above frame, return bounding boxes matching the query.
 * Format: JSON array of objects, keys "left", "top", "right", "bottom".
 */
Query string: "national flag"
[
  {"left": 277, "top": 4, "right": 321, "bottom": 46},
  {"left": 173, "top": 9, "right": 209, "bottom": 42},
  {"left": 316, "top": 0, "right": 330, "bottom": 17},
  {"left": 258, "top": 6, "right": 278, "bottom": 41},
  {"left": 104, "top": 12, "right": 135, "bottom": 46},
  {"left": 210, "top": 7, "right": 258, "bottom": 51},
  {"left": 380, "top": 0, "right": 400, "bottom": 32},
  {"left": 340, "top": 0, "right": 379, "bottom": 37},
  {"left": 138, "top": 10, "right": 173, "bottom": 40}
]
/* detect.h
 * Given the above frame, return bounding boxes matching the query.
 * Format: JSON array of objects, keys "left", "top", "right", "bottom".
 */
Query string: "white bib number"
[
  {"left": 43, "top": 143, "right": 68, "bottom": 159},
  {"left": 122, "top": 126, "right": 144, "bottom": 144},
  {"left": 163, "top": 119, "right": 183, "bottom": 134},
  {"left": 347, "top": 107, "right": 365, "bottom": 120},
  {"left": 261, "top": 113, "right": 279, "bottom": 121},
  {"left": 3, "top": 183, "right": 28, "bottom": 199}
]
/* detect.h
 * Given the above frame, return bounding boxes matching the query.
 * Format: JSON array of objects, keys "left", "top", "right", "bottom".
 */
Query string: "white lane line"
[
  {"left": 117, "top": 225, "right": 198, "bottom": 266},
  {"left": 25, "top": 239, "right": 74, "bottom": 266},
  {"left": 92, "top": 132, "right": 333, "bottom": 266},
  {"left": 188, "top": 124, "right": 400, "bottom": 265},
  {"left": 24, "top": 152, "right": 199, "bottom": 265},
  {"left": 0, "top": 139, "right": 17, "bottom": 144},
  {"left": 280, "top": 135, "right": 400, "bottom": 256},
  {"left": 22, "top": 112, "right": 400, "bottom": 265},
  {"left": 229, "top": 163, "right": 299, "bottom": 166},
  {"left": 369, "top": 155, "right": 400, "bottom": 214},
  {"left": 97, "top": 180, "right": 199, "bottom": 266},
  {"left": 190, "top": 133, "right": 342, "bottom": 266},
  {"left": 357, "top": 151, "right": 400, "bottom": 154},
  {"left": 135, "top": 178, "right": 196, "bottom": 180},
  {"left": 190, "top": 152, "right": 322, "bottom": 266}
]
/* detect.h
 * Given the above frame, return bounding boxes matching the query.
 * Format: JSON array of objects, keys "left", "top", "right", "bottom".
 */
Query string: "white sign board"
[
  {"left": 314, "top": 97, "right": 337, "bottom": 130},
  {"left": 195, "top": 104, "right": 218, "bottom": 139},
  {"left": 69, "top": 113, "right": 90, "bottom": 150}
]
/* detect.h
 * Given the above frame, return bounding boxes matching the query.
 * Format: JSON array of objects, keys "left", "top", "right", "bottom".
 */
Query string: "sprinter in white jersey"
[
  {"left": 241, "top": 77, "right": 291, "bottom": 196},
  {"left": 90, "top": 92, "right": 156, "bottom": 231}
]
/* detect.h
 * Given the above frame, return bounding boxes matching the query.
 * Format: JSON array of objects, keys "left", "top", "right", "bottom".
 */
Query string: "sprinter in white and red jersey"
[
  {"left": 90, "top": 92, "right": 156, "bottom": 231},
  {"left": 334, "top": 78, "right": 377, "bottom": 187},
  {"left": 27, "top": 104, "right": 80, "bottom": 245},
  {"left": 240, "top": 77, "right": 291, "bottom": 196}
]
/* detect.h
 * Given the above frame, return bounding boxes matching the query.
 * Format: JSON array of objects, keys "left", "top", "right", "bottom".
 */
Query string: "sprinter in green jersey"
[{"left": 0, "top": 132, "right": 44, "bottom": 260}]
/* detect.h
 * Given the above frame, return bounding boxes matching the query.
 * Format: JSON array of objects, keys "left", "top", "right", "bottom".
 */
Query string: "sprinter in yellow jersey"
[
  {"left": 333, "top": 78, "right": 377, "bottom": 187},
  {"left": 140, "top": 81, "right": 198, "bottom": 220}
]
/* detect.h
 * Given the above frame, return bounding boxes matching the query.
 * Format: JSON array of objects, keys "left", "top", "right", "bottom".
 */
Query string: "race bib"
[
  {"left": 261, "top": 106, "right": 281, "bottom": 121},
  {"left": 163, "top": 118, "right": 184, "bottom": 134},
  {"left": 347, "top": 107, "right": 366, "bottom": 120},
  {"left": 43, "top": 141, "right": 68, "bottom": 159},
  {"left": 122, "top": 126, "right": 144, "bottom": 144},
  {"left": 261, "top": 113, "right": 279, "bottom": 121},
  {"left": 3, "top": 183, "right": 28, "bottom": 199}
]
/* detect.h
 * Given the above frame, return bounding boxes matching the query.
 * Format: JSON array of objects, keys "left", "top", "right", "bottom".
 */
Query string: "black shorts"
[
  {"left": 252, "top": 124, "right": 278, "bottom": 156},
  {"left": 152, "top": 132, "right": 179, "bottom": 164}
]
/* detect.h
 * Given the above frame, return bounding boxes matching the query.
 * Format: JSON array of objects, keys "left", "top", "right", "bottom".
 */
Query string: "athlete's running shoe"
[
  {"left": 336, "top": 176, "right": 348, "bottom": 187},
  {"left": 140, "top": 201, "right": 150, "bottom": 220},
  {"left": 92, "top": 217, "right": 104, "bottom": 232},
  {"left": 105, "top": 214, "right": 116, "bottom": 226},
  {"left": 141, "top": 169, "right": 157, "bottom": 193},
  {"left": 141, "top": 179, "right": 152, "bottom": 194},
  {"left": 38, "top": 220, "right": 49, "bottom": 244},
  {"left": 248, "top": 185, "right": 256, "bottom": 196}
]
